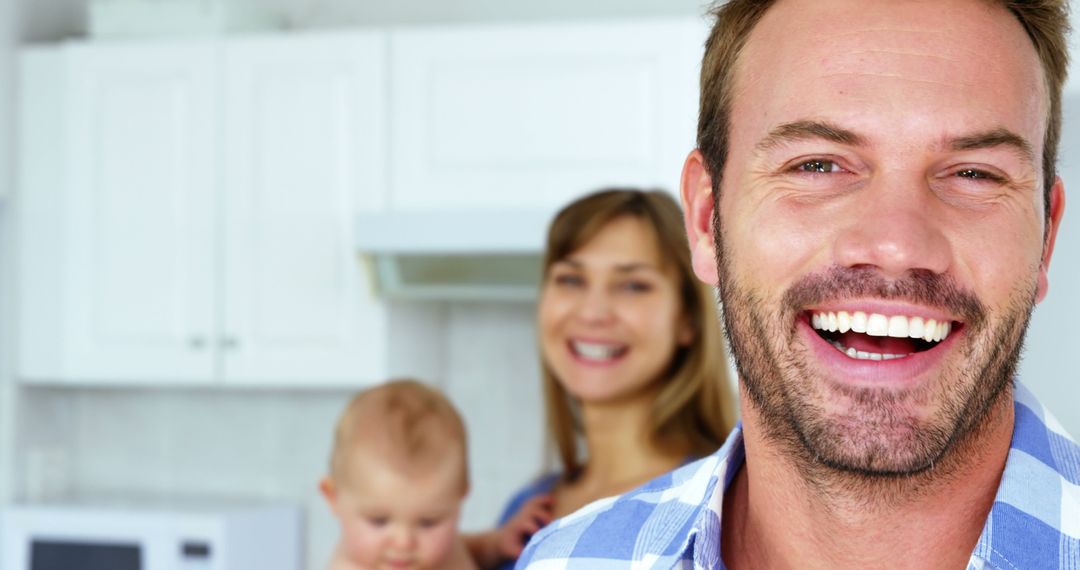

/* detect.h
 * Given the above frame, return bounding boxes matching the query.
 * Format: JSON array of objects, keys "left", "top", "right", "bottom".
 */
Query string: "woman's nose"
[{"left": 575, "top": 285, "right": 615, "bottom": 324}]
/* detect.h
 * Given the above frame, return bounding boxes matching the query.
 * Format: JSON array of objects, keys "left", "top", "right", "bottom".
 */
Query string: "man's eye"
[
  {"left": 796, "top": 159, "right": 842, "bottom": 173},
  {"left": 956, "top": 168, "right": 1002, "bottom": 182}
]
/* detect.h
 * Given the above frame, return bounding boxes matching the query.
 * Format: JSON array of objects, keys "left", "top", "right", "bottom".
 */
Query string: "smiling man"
[{"left": 516, "top": 0, "right": 1079, "bottom": 568}]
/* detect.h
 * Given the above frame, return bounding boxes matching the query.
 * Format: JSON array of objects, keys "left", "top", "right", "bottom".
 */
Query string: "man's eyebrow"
[
  {"left": 755, "top": 120, "right": 867, "bottom": 153},
  {"left": 950, "top": 128, "right": 1035, "bottom": 165}
]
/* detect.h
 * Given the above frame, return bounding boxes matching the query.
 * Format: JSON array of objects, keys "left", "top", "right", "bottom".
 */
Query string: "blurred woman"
[{"left": 466, "top": 189, "right": 738, "bottom": 569}]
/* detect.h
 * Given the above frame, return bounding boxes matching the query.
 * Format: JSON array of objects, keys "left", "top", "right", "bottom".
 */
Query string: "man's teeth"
[
  {"left": 810, "top": 311, "right": 952, "bottom": 342},
  {"left": 825, "top": 339, "right": 910, "bottom": 361},
  {"left": 572, "top": 341, "right": 626, "bottom": 361}
]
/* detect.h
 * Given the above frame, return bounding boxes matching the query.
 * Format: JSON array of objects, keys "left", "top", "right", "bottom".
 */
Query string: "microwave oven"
[{"left": 0, "top": 503, "right": 302, "bottom": 570}]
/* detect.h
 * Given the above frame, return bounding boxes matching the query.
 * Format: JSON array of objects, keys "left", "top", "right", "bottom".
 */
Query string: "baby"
[{"left": 320, "top": 379, "right": 478, "bottom": 570}]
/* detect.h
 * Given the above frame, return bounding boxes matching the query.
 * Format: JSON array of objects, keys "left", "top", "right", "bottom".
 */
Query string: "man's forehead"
[
  {"left": 735, "top": 0, "right": 1042, "bottom": 85},
  {"left": 728, "top": 0, "right": 1047, "bottom": 147}
]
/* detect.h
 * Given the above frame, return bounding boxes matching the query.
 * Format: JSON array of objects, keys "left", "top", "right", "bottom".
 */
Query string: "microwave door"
[
  {"left": 30, "top": 540, "right": 141, "bottom": 570},
  {"left": 2, "top": 510, "right": 180, "bottom": 570}
]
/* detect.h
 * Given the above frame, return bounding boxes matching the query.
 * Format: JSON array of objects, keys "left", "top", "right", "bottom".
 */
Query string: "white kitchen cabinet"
[
  {"left": 220, "top": 35, "right": 390, "bottom": 385},
  {"left": 20, "top": 43, "right": 219, "bottom": 384},
  {"left": 388, "top": 18, "right": 706, "bottom": 212},
  {"left": 16, "top": 18, "right": 706, "bottom": 386},
  {"left": 17, "top": 34, "right": 429, "bottom": 387}
]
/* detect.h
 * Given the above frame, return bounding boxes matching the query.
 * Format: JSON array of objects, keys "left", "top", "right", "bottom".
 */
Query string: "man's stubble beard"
[{"left": 714, "top": 221, "right": 1037, "bottom": 500}]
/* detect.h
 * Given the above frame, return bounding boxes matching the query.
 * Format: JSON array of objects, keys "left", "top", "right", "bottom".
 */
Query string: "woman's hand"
[
  {"left": 495, "top": 494, "right": 555, "bottom": 559},
  {"left": 464, "top": 494, "right": 554, "bottom": 568}
]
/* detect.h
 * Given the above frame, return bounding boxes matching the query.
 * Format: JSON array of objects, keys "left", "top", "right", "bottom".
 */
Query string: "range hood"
[{"left": 355, "top": 210, "right": 551, "bottom": 301}]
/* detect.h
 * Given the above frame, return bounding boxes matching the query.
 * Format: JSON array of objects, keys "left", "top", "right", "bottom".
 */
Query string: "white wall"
[
  {"left": 0, "top": 0, "right": 19, "bottom": 506},
  {"left": 0, "top": 0, "right": 13, "bottom": 190},
  {"left": 442, "top": 303, "right": 546, "bottom": 527},
  {"left": 0, "top": 205, "right": 12, "bottom": 507}
]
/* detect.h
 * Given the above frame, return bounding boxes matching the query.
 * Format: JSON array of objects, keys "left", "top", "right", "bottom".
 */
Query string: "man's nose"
[{"left": 832, "top": 175, "right": 951, "bottom": 279}]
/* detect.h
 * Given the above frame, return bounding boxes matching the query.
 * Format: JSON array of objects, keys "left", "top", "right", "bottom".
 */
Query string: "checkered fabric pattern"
[{"left": 516, "top": 383, "right": 1080, "bottom": 570}]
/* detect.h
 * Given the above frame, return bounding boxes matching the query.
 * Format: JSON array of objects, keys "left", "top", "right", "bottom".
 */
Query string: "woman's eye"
[
  {"left": 795, "top": 159, "right": 843, "bottom": 174},
  {"left": 553, "top": 273, "right": 584, "bottom": 287},
  {"left": 619, "top": 280, "right": 652, "bottom": 293}
]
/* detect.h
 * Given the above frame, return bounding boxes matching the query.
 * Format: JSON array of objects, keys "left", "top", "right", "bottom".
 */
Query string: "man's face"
[{"left": 684, "top": 0, "right": 1065, "bottom": 475}]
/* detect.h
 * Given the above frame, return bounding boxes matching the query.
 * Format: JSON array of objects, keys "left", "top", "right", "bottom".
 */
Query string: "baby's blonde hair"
[{"left": 329, "top": 379, "right": 469, "bottom": 493}]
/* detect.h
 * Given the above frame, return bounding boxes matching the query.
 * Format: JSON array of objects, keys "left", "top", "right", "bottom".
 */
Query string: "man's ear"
[
  {"left": 319, "top": 476, "right": 340, "bottom": 515},
  {"left": 681, "top": 149, "right": 721, "bottom": 286},
  {"left": 1036, "top": 176, "right": 1065, "bottom": 304}
]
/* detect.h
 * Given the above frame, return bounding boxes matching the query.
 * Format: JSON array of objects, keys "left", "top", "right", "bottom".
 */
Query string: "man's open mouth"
[{"left": 807, "top": 310, "right": 960, "bottom": 361}]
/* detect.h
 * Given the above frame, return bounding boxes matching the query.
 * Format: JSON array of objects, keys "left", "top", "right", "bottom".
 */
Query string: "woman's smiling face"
[{"left": 538, "top": 215, "right": 693, "bottom": 407}]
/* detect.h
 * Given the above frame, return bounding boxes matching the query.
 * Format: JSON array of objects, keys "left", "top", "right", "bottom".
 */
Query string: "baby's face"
[{"left": 332, "top": 453, "right": 465, "bottom": 570}]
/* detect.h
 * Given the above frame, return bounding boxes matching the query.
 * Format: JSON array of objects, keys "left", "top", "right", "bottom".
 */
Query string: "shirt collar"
[
  {"left": 688, "top": 385, "right": 1079, "bottom": 568},
  {"left": 689, "top": 422, "right": 745, "bottom": 568}
]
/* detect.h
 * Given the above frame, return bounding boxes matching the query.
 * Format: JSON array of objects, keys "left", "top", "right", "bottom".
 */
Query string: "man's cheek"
[{"left": 733, "top": 209, "right": 827, "bottom": 270}]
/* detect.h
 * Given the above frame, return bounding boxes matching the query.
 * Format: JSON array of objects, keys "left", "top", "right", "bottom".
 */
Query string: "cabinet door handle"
[
  {"left": 188, "top": 337, "right": 207, "bottom": 350},
  {"left": 221, "top": 337, "right": 239, "bottom": 350}
]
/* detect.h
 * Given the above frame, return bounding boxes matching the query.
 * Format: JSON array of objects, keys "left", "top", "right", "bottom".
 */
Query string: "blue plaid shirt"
[{"left": 517, "top": 383, "right": 1080, "bottom": 569}]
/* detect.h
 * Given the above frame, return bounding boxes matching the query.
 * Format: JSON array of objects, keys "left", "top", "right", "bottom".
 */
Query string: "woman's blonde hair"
[{"left": 540, "top": 188, "right": 737, "bottom": 476}]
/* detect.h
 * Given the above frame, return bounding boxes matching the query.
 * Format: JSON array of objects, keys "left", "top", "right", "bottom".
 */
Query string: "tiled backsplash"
[{"left": 15, "top": 302, "right": 545, "bottom": 570}]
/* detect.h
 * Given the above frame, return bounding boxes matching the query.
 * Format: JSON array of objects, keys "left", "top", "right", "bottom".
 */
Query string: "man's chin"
[
  {"left": 792, "top": 411, "right": 949, "bottom": 476},
  {"left": 781, "top": 382, "right": 950, "bottom": 477}
]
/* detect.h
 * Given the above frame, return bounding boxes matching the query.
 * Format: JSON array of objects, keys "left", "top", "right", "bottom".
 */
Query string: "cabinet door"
[
  {"left": 221, "top": 33, "right": 389, "bottom": 386},
  {"left": 63, "top": 43, "right": 217, "bottom": 383},
  {"left": 389, "top": 18, "right": 706, "bottom": 211}
]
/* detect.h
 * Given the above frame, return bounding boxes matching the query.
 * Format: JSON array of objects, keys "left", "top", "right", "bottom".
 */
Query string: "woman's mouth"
[
  {"left": 807, "top": 310, "right": 961, "bottom": 361},
  {"left": 569, "top": 339, "right": 629, "bottom": 363}
]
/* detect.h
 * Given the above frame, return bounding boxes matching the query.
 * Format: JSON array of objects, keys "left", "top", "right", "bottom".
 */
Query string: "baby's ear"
[{"left": 319, "top": 476, "right": 339, "bottom": 513}]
